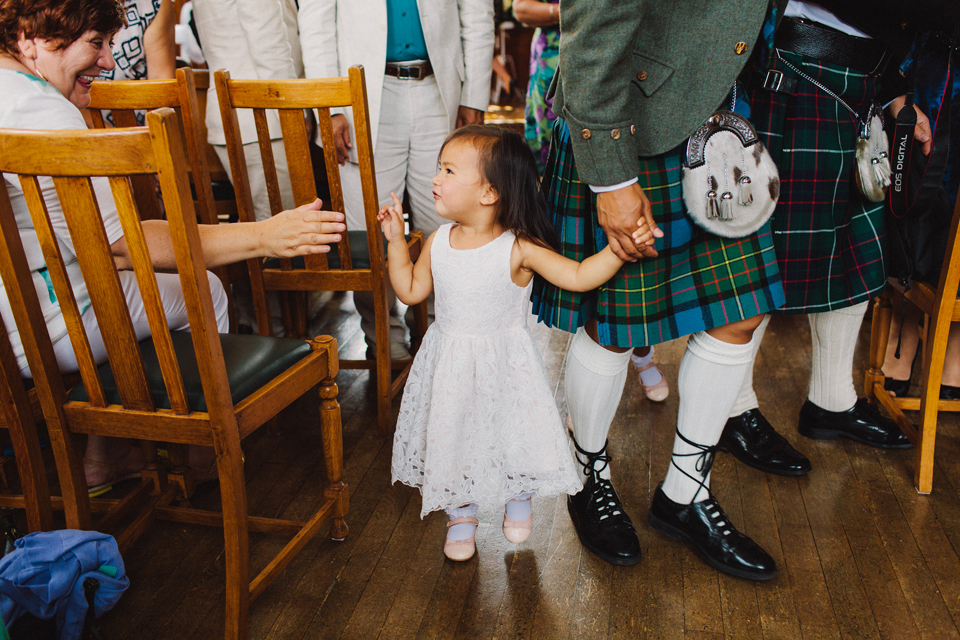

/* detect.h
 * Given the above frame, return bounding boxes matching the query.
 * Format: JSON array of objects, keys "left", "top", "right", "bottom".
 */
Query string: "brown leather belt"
[
  {"left": 776, "top": 18, "right": 887, "bottom": 75},
  {"left": 384, "top": 61, "right": 433, "bottom": 80}
]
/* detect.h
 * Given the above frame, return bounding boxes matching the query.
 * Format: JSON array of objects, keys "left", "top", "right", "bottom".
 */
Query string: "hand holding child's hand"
[
  {"left": 378, "top": 192, "right": 405, "bottom": 244},
  {"left": 631, "top": 216, "right": 656, "bottom": 252}
]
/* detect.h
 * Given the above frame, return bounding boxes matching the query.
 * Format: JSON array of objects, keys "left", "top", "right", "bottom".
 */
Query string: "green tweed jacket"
[{"left": 555, "top": 0, "right": 771, "bottom": 186}]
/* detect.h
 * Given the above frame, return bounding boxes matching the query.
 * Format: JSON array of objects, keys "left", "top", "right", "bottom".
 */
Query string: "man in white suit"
[{"left": 298, "top": 0, "right": 495, "bottom": 356}]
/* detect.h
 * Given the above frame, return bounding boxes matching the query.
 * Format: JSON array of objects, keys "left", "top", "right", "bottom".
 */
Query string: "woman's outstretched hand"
[
  {"left": 258, "top": 198, "right": 346, "bottom": 257},
  {"left": 378, "top": 192, "right": 406, "bottom": 244}
]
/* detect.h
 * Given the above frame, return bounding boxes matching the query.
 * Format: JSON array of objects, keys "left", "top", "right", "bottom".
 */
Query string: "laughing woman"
[{"left": 0, "top": 0, "right": 347, "bottom": 494}]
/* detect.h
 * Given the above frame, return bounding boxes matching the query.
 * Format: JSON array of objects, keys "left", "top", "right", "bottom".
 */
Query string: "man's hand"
[
  {"left": 331, "top": 114, "right": 352, "bottom": 165},
  {"left": 887, "top": 95, "right": 932, "bottom": 156},
  {"left": 258, "top": 199, "right": 346, "bottom": 257},
  {"left": 456, "top": 106, "right": 485, "bottom": 128},
  {"left": 596, "top": 182, "right": 662, "bottom": 260}
]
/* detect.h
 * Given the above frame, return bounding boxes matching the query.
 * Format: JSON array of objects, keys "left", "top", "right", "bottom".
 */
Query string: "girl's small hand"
[
  {"left": 632, "top": 216, "right": 655, "bottom": 248},
  {"left": 377, "top": 192, "right": 405, "bottom": 243}
]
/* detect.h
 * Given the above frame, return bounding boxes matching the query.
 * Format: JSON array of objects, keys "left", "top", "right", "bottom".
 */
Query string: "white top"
[{"left": 0, "top": 70, "right": 124, "bottom": 371}]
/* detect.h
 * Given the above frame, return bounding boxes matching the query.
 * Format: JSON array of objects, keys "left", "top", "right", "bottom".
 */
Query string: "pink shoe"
[
  {"left": 636, "top": 361, "right": 669, "bottom": 402},
  {"left": 444, "top": 516, "right": 479, "bottom": 561},
  {"left": 502, "top": 506, "right": 532, "bottom": 544}
]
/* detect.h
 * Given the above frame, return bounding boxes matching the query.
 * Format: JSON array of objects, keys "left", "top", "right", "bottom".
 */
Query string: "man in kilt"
[
  {"left": 723, "top": 2, "right": 952, "bottom": 474},
  {"left": 531, "top": 0, "right": 784, "bottom": 580}
]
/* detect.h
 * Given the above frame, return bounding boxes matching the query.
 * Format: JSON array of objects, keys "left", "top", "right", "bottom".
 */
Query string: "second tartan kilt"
[
  {"left": 531, "top": 120, "right": 785, "bottom": 348},
  {"left": 749, "top": 50, "right": 888, "bottom": 313}
]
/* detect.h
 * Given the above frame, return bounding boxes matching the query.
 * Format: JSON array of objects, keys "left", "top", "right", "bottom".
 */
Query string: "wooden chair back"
[
  {"left": 866, "top": 183, "right": 960, "bottom": 493},
  {"left": 214, "top": 65, "right": 427, "bottom": 434},
  {"left": 0, "top": 109, "right": 348, "bottom": 639}
]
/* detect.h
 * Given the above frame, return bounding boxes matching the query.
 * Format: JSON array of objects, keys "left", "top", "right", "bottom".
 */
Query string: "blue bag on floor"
[{"left": 0, "top": 530, "right": 128, "bottom": 640}]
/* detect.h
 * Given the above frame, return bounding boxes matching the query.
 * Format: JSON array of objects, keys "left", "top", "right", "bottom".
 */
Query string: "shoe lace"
[
  {"left": 572, "top": 439, "right": 626, "bottom": 521},
  {"left": 670, "top": 429, "right": 719, "bottom": 504}
]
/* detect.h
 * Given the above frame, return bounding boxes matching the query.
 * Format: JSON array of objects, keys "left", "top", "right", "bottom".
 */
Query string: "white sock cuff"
[
  {"left": 569, "top": 327, "right": 633, "bottom": 376},
  {"left": 446, "top": 503, "right": 478, "bottom": 519},
  {"left": 686, "top": 330, "right": 755, "bottom": 367}
]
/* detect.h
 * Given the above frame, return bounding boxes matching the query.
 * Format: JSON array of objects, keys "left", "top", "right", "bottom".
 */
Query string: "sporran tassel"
[
  {"left": 873, "top": 152, "right": 891, "bottom": 188},
  {"left": 720, "top": 192, "right": 733, "bottom": 220},
  {"left": 738, "top": 176, "right": 753, "bottom": 206},
  {"left": 707, "top": 190, "right": 719, "bottom": 219}
]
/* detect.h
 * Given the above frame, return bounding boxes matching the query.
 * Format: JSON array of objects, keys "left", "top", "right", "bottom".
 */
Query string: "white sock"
[
  {"left": 729, "top": 314, "right": 771, "bottom": 417},
  {"left": 564, "top": 328, "right": 633, "bottom": 480},
  {"left": 505, "top": 492, "right": 533, "bottom": 521},
  {"left": 662, "top": 331, "right": 755, "bottom": 504},
  {"left": 446, "top": 503, "right": 478, "bottom": 541},
  {"left": 631, "top": 348, "right": 664, "bottom": 386},
  {"left": 808, "top": 301, "right": 868, "bottom": 412}
]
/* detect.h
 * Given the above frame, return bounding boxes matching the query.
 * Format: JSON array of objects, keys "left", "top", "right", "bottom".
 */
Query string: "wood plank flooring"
[{"left": 96, "top": 297, "right": 960, "bottom": 639}]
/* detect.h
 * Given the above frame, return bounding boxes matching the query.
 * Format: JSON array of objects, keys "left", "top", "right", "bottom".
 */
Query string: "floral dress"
[{"left": 523, "top": 0, "right": 560, "bottom": 174}]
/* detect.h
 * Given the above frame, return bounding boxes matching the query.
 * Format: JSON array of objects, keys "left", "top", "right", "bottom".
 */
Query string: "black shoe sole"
[
  {"left": 566, "top": 500, "right": 642, "bottom": 566},
  {"left": 724, "top": 449, "right": 812, "bottom": 476},
  {"left": 797, "top": 423, "right": 913, "bottom": 449},
  {"left": 647, "top": 511, "right": 777, "bottom": 581}
]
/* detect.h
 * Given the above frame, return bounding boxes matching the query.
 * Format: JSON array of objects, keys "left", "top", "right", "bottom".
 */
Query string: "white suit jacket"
[
  {"left": 297, "top": 0, "right": 494, "bottom": 162},
  {"left": 192, "top": 0, "right": 302, "bottom": 145}
]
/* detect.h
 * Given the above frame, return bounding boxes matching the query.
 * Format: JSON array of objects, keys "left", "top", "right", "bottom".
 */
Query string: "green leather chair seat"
[
  {"left": 263, "top": 230, "right": 373, "bottom": 271},
  {"left": 68, "top": 332, "right": 314, "bottom": 412}
]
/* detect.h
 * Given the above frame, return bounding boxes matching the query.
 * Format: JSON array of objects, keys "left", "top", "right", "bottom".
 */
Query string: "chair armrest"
[{"left": 406, "top": 230, "right": 425, "bottom": 262}]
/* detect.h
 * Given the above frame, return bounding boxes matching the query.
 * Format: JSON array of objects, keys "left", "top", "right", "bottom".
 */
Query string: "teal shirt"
[{"left": 386, "top": 0, "right": 429, "bottom": 62}]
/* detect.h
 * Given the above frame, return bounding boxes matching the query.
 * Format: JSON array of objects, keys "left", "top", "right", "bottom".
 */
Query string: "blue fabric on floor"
[{"left": 0, "top": 530, "right": 129, "bottom": 640}]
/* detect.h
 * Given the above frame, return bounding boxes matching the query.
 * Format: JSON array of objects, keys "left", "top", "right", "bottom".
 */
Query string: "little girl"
[{"left": 379, "top": 125, "right": 653, "bottom": 561}]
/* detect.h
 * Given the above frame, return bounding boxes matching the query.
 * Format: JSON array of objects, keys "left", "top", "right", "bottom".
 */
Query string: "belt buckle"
[
  {"left": 397, "top": 65, "right": 422, "bottom": 80},
  {"left": 763, "top": 69, "right": 784, "bottom": 92}
]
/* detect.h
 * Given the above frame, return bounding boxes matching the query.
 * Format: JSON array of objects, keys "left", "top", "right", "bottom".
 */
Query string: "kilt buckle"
[{"left": 760, "top": 69, "right": 798, "bottom": 95}]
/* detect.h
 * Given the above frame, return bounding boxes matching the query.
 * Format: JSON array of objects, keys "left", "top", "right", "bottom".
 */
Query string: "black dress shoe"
[
  {"left": 567, "top": 439, "right": 642, "bottom": 566},
  {"left": 884, "top": 377, "right": 911, "bottom": 398},
  {"left": 797, "top": 398, "right": 912, "bottom": 449},
  {"left": 941, "top": 384, "right": 960, "bottom": 400},
  {"left": 647, "top": 485, "right": 777, "bottom": 581},
  {"left": 719, "top": 409, "right": 811, "bottom": 476}
]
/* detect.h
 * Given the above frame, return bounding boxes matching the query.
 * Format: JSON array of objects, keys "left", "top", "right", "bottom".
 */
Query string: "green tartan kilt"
[
  {"left": 531, "top": 119, "right": 785, "bottom": 348},
  {"left": 749, "top": 50, "right": 888, "bottom": 313}
]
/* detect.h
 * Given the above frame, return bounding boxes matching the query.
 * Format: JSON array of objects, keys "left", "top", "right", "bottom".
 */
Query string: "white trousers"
[
  {"left": 214, "top": 139, "right": 294, "bottom": 222},
  {"left": 339, "top": 74, "right": 450, "bottom": 237},
  {"left": 30, "top": 270, "right": 230, "bottom": 378}
]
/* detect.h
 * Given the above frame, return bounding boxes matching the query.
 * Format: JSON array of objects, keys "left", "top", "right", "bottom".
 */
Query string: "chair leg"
[
  {"left": 216, "top": 436, "right": 250, "bottom": 640},
  {"left": 866, "top": 289, "right": 893, "bottom": 402},
  {"left": 318, "top": 367, "right": 349, "bottom": 540},
  {"left": 373, "top": 284, "right": 392, "bottom": 436},
  {"left": 915, "top": 308, "right": 951, "bottom": 494}
]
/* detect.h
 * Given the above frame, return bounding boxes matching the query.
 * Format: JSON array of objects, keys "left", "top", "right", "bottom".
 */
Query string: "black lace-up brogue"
[
  {"left": 798, "top": 398, "right": 912, "bottom": 449},
  {"left": 567, "top": 439, "right": 642, "bottom": 566},
  {"left": 648, "top": 484, "right": 778, "bottom": 581},
  {"left": 719, "top": 409, "right": 811, "bottom": 476}
]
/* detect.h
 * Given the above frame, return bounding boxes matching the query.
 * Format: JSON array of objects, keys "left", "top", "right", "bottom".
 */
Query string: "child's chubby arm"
[
  {"left": 378, "top": 192, "right": 434, "bottom": 305},
  {"left": 510, "top": 216, "right": 653, "bottom": 291}
]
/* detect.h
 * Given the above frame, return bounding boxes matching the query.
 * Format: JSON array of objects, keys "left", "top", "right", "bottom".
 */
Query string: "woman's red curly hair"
[{"left": 0, "top": 0, "right": 125, "bottom": 57}]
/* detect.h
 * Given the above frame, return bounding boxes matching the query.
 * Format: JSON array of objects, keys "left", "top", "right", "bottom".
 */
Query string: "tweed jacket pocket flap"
[{"left": 632, "top": 51, "right": 675, "bottom": 98}]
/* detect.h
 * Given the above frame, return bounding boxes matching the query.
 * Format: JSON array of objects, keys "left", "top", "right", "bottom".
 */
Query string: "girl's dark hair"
[
  {"left": 0, "top": 0, "right": 125, "bottom": 57},
  {"left": 441, "top": 124, "right": 560, "bottom": 251}
]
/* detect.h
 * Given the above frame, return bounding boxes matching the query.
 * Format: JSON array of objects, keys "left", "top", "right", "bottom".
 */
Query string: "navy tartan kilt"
[
  {"left": 531, "top": 120, "right": 785, "bottom": 348},
  {"left": 749, "top": 50, "right": 888, "bottom": 313}
]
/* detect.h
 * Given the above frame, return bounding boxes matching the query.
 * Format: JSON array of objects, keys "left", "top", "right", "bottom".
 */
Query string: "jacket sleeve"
[
  {"left": 297, "top": 0, "right": 345, "bottom": 116},
  {"left": 557, "top": 0, "right": 643, "bottom": 186},
  {"left": 457, "top": 0, "right": 496, "bottom": 112}
]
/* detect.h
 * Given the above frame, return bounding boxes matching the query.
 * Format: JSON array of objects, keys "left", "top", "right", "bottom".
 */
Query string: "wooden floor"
[{"left": 92, "top": 296, "right": 960, "bottom": 640}]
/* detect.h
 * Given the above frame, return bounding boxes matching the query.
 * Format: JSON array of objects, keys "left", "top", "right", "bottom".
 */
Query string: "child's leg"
[
  {"left": 444, "top": 503, "right": 479, "bottom": 561},
  {"left": 446, "top": 503, "right": 478, "bottom": 540},
  {"left": 631, "top": 346, "right": 669, "bottom": 402},
  {"left": 503, "top": 492, "right": 534, "bottom": 543}
]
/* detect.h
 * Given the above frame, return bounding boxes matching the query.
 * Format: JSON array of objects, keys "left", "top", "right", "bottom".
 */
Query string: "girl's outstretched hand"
[
  {"left": 632, "top": 215, "right": 656, "bottom": 250},
  {"left": 378, "top": 192, "right": 405, "bottom": 244}
]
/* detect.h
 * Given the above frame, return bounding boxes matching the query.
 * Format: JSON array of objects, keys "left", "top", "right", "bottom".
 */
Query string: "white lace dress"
[{"left": 392, "top": 225, "right": 582, "bottom": 517}]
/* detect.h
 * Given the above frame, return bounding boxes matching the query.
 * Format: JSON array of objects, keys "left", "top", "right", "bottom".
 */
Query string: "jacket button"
[
  {"left": 636, "top": 70, "right": 648, "bottom": 81},
  {"left": 735, "top": 41, "right": 747, "bottom": 55},
  {"left": 630, "top": 125, "right": 636, "bottom": 135},
  {"left": 611, "top": 129, "right": 621, "bottom": 140},
  {"left": 581, "top": 128, "right": 592, "bottom": 140}
]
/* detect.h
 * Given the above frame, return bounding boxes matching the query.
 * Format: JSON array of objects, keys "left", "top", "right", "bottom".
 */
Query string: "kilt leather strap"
[{"left": 776, "top": 18, "right": 887, "bottom": 75}]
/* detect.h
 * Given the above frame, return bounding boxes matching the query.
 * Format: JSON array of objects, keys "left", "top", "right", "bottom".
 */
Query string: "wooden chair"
[
  {"left": 87, "top": 68, "right": 246, "bottom": 329},
  {"left": 214, "top": 65, "right": 428, "bottom": 435},
  {"left": 865, "top": 184, "right": 960, "bottom": 494},
  {"left": 0, "top": 108, "right": 348, "bottom": 639}
]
